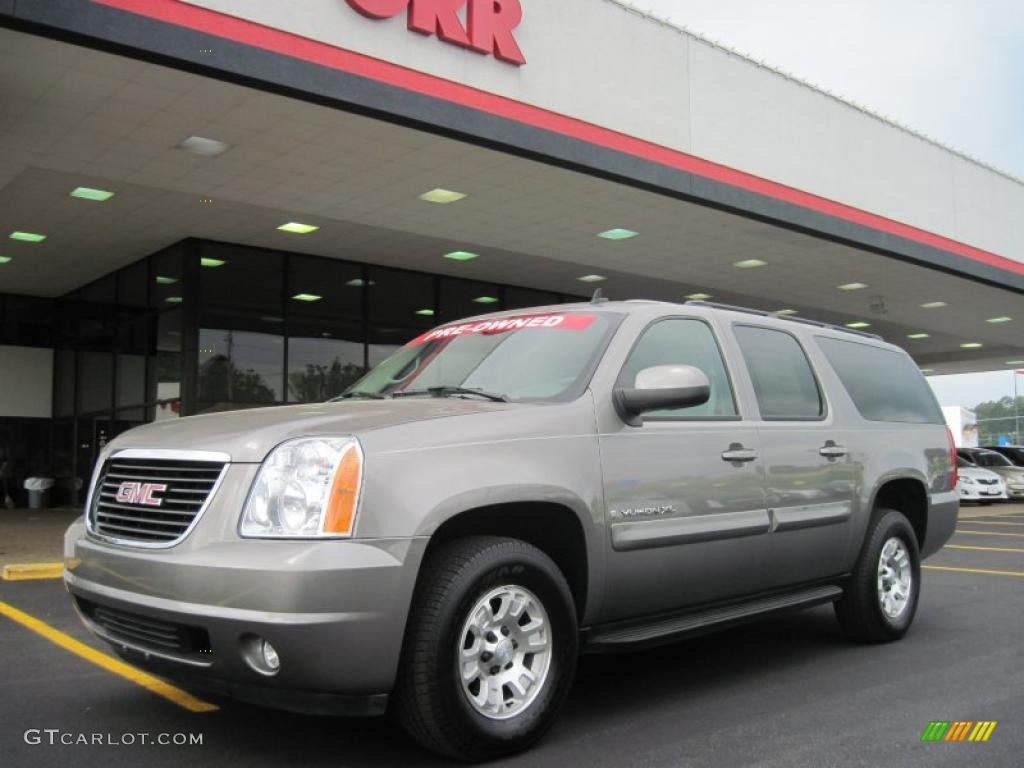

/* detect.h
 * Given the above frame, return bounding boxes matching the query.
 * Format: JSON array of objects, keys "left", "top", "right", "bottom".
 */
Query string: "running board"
[{"left": 584, "top": 584, "right": 844, "bottom": 652}]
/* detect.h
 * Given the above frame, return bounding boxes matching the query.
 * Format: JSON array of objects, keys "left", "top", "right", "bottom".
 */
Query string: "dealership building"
[{"left": 0, "top": 0, "right": 1022, "bottom": 504}]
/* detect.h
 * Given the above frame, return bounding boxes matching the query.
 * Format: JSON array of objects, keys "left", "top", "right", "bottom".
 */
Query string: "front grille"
[
  {"left": 89, "top": 457, "right": 225, "bottom": 545},
  {"left": 78, "top": 599, "right": 212, "bottom": 656},
  {"left": 976, "top": 478, "right": 997, "bottom": 485}
]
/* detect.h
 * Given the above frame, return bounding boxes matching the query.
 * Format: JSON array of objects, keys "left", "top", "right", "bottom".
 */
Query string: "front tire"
[
  {"left": 835, "top": 508, "right": 921, "bottom": 643},
  {"left": 393, "top": 536, "right": 578, "bottom": 761}
]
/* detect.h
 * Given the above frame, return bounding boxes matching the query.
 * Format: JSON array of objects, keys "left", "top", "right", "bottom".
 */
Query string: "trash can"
[{"left": 24, "top": 477, "right": 55, "bottom": 509}]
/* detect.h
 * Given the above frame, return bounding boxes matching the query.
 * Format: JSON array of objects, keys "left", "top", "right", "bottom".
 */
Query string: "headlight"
[
  {"left": 959, "top": 477, "right": 975, "bottom": 484},
  {"left": 240, "top": 437, "right": 363, "bottom": 538}
]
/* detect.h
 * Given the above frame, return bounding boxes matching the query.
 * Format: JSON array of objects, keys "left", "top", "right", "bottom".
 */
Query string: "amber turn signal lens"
[{"left": 323, "top": 445, "right": 362, "bottom": 535}]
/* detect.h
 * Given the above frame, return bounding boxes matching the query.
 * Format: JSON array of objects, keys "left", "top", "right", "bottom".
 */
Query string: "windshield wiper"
[
  {"left": 393, "top": 386, "right": 509, "bottom": 403},
  {"left": 335, "top": 391, "right": 388, "bottom": 401}
]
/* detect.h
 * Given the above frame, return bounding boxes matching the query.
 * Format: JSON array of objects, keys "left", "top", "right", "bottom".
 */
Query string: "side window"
[
  {"left": 618, "top": 318, "right": 737, "bottom": 419},
  {"left": 733, "top": 326, "right": 824, "bottom": 420}
]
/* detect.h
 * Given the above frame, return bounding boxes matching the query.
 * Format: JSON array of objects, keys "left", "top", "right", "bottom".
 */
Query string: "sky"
[{"left": 635, "top": 0, "right": 1024, "bottom": 408}]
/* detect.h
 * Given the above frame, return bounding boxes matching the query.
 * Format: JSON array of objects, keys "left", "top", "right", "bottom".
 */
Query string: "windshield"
[
  {"left": 974, "top": 451, "right": 1012, "bottom": 468},
  {"left": 342, "top": 311, "right": 618, "bottom": 402}
]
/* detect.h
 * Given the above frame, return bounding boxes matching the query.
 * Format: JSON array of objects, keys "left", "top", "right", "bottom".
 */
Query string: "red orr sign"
[{"left": 346, "top": 0, "right": 526, "bottom": 65}]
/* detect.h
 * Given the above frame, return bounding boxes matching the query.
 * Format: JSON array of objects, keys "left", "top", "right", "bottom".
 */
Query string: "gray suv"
[{"left": 63, "top": 300, "right": 958, "bottom": 760}]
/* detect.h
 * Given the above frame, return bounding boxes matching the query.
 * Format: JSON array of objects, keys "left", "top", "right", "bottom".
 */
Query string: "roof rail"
[{"left": 684, "top": 300, "right": 883, "bottom": 340}]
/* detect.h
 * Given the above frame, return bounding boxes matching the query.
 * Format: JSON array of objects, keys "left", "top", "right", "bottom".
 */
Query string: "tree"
[{"left": 288, "top": 360, "right": 365, "bottom": 403}]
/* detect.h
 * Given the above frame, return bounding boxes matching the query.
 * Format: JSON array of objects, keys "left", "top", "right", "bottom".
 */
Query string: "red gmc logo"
[
  {"left": 115, "top": 482, "right": 167, "bottom": 507},
  {"left": 347, "top": 0, "right": 526, "bottom": 65}
]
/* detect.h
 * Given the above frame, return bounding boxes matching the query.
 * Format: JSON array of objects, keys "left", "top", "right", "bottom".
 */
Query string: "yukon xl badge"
[{"left": 609, "top": 505, "right": 677, "bottom": 520}]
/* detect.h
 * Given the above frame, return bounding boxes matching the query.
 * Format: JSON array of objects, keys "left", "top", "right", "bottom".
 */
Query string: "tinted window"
[
  {"left": 816, "top": 336, "right": 944, "bottom": 424},
  {"left": 618, "top": 319, "right": 736, "bottom": 419},
  {"left": 972, "top": 451, "right": 1012, "bottom": 468},
  {"left": 734, "top": 326, "right": 823, "bottom": 420}
]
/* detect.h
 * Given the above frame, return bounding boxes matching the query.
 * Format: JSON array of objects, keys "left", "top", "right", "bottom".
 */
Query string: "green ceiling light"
[
  {"left": 920, "top": 301, "right": 947, "bottom": 309},
  {"left": 443, "top": 250, "right": 479, "bottom": 262},
  {"left": 837, "top": 282, "right": 869, "bottom": 291},
  {"left": 598, "top": 228, "right": 639, "bottom": 241},
  {"left": 70, "top": 186, "right": 115, "bottom": 202},
  {"left": 577, "top": 274, "right": 607, "bottom": 283},
  {"left": 733, "top": 259, "right": 767, "bottom": 269},
  {"left": 9, "top": 231, "right": 46, "bottom": 243},
  {"left": 960, "top": 342, "right": 983, "bottom": 349},
  {"left": 0, "top": 256, "right": 11, "bottom": 264},
  {"left": 845, "top": 321, "right": 871, "bottom": 329},
  {"left": 277, "top": 222, "right": 320, "bottom": 235},
  {"left": 200, "top": 257, "right": 226, "bottom": 268},
  {"left": 419, "top": 188, "right": 467, "bottom": 204},
  {"left": 292, "top": 293, "right": 323, "bottom": 302},
  {"left": 775, "top": 309, "right": 798, "bottom": 316},
  {"left": 920, "top": 368, "right": 935, "bottom": 374},
  {"left": 165, "top": 296, "right": 183, "bottom": 304},
  {"left": 1006, "top": 360, "right": 1024, "bottom": 366},
  {"left": 473, "top": 296, "right": 500, "bottom": 304},
  {"left": 686, "top": 293, "right": 713, "bottom": 301},
  {"left": 907, "top": 333, "right": 930, "bottom": 340},
  {"left": 415, "top": 308, "right": 436, "bottom": 317},
  {"left": 987, "top": 316, "right": 1013, "bottom": 324},
  {"left": 155, "top": 276, "right": 178, "bottom": 285},
  {"left": 345, "top": 278, "right": 375, "bottom": 287}
]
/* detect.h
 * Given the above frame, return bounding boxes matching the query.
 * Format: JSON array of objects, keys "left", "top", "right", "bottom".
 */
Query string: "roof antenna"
[{"left": 591, "top": 288, "right": 608, "bottom": 304}]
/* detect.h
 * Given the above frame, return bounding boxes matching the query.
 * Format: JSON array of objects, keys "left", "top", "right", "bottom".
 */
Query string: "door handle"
[
  {"left": 722, "top": 445, "right": 759, "bottom": 463},
  {"left": 819, "top": 443, "right": 847, "bottom": 459}
]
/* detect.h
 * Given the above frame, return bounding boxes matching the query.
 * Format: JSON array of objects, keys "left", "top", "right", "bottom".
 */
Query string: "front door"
[{"left": 598, "top": 317, "right": 770, "bottom": 621}]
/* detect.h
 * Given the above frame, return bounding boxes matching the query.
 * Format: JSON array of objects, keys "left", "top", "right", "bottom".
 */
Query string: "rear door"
[
  {"left": 598, "top": 316, "right": 770, "bottom": 620},
  {"left": 731, "top": 324, "right": 857, "bottom": 588}
]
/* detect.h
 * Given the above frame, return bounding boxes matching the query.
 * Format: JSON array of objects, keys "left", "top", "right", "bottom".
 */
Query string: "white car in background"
[{"left": 956, "top": 457, "right": 1007, "bottom": 505}]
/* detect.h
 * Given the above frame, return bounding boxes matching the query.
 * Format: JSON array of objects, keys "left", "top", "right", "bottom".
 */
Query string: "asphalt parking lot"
[{"left": 1, "top": 505, "right": 1022, "bottom": 768}]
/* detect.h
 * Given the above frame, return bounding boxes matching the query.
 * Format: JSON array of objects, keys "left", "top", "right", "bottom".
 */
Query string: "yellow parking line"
[
  {"left": 1, "top": 563, "right": 64, "bottom": 581},
  {"left": 956, "top": 520, "right": 1024, "bottom": 527},
  {"left": 946, "top": 544, "right": 1024, "bottom": 554},
  {"left": 956, "top": 530, "right": 1024, "bottom": 537},
  {"left": 923, "top": 565, "right": 1024, "bottom": 578},
  {"left": 0, "top": 601, "right": 217, "bottom": 713}
]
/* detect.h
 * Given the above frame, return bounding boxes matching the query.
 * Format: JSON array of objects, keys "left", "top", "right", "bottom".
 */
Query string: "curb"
[{"left": 1, "top": 563, "right": 64, "bottom": 581}]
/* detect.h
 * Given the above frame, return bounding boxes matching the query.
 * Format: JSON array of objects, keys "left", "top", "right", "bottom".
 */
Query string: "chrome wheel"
[
  {"left": 877, "top": 537, "right": 912, "bottom": 619},
  {"left": 457, "top": 585, "right": 552, "bottom": 720}
]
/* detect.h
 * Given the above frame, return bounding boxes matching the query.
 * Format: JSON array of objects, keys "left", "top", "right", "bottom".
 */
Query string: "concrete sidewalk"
[{"left": 0, "top": 507, "right": 81, "bottom": 566}]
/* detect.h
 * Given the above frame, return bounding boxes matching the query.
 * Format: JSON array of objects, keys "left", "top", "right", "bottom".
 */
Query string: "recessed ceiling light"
[
  {"left": 178, "top": 135, "right": 231, "bottom": 157},
  {"left": 155, "top": 276, "right": 178, "bottom": 285},
  {"left": 443, "top": 251, "right": 479, "bottom": 262},
  {"left": 838, "top": 282, "right": 869, "bottom": 291},
  {"left": 775, "top": 309, "right": 798, "bottom": 316},
  {"left": 920, "top": 368, "right": 934, "bottom": 374},
  {"left": 960, "top": 342, "right": 983, "bottom": 349},
  {"left": 70, "top": 186, "right": 115, "bottom": 202},
  {"left": 291, "top": 293, "right": 323, "bottom": 302},
  {"left": 165, "top": 296, "right": 183, "bottom": 304},
  {"left": 598, "top": 228, "right": 639, "bottom": 241},
  {"left": 9, "top": 231, "right": 46, "bottom": 243},
  {"left": 0, "top": 256, "right": 11, "bottom": 265},
  {"left": 907, "top": 333, "right": 930, "bottom": 340},
  {"left": 1006, "top": 360, "right": 1024, "bottom": 366},
  {"left": 200, "top": 257, "right": 226, "bottom": 268},
  {"left": 577, "top": 274, "right": 607, "bottom": 283},
  {"left": 987, "top": 316, "right": 1013, "bottom": 324},
  {"left": 415, "top": 308, "right": 436, "bottom": 316},
  {"left": 345, "top": 278, "right": 375, "bottom": 288},
  {"left": 419, "top": 188, "right": 467, "bottom": 204},
  {"left": 920, "top": 301, "right": 947, "bottom": 309},
  {"left": 734, "top": 259, "right": 767, "bottom": 269},
  {"left": 473, "top": 296, "right": 500, "bottom": 304},
  {"left": 277, "top": 222, "right": 319, "bottom": 235},
  {"left": 846, "top": 321, "right": 872, "bottom": 329},
  {"left": 686, "top": 293, "right": 713, "bottom": 301}
]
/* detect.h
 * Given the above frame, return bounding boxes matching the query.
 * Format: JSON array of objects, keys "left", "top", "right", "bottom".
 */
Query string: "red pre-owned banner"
[{"left": 411, "top": 313, "right": 597, "bottom": 345}]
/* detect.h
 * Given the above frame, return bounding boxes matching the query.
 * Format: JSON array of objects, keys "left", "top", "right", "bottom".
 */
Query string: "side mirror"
[{"left": 614, "top": 365, "right": 711, "bottom": 426}]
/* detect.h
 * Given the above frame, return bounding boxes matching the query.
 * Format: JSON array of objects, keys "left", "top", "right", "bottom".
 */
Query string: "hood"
[
  {"left": 107, "top": 399, "right": 519, "bottom": 462},
  {"left": 958, "top": 467, "right": 1003, "bottom": 483}
]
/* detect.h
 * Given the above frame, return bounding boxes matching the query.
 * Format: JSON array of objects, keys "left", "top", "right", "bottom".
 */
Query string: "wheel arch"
[{"left": 868, "top": 475, "right": 929, "bottom": 551}]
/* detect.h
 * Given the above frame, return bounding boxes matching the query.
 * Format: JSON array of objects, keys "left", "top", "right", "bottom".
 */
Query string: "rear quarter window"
[{"left": 815, "top": 336, "right": 944, "bottom": 424}]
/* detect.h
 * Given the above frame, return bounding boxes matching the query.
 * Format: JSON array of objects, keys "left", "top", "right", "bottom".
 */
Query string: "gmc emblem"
[
  {"left": 346, "top": 0, "right": 526, "bottom": 65},
  {"left": 115, "top": 482, "right": 167, "bottom": 507}
]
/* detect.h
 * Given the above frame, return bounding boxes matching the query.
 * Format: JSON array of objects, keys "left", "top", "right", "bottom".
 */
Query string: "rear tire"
[
  {"left": 393, "top": 536, "right": 578, "bottom": 761},
  {"left": 835, "top": 508, "right": 921, "bottom": 643}
]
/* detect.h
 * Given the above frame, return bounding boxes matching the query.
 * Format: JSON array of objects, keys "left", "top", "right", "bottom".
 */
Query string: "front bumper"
[
  {"left": 958, "top": 484, "right": 1007, "bottom": 501},
  {"left": 64, "top": 518, "right": 427, "bottom": 715},
  {"left": 1005, "top": 483, "right": 1024, "bottom": 499}
]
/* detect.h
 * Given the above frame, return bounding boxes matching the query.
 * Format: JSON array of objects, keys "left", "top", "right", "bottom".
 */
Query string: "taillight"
[{"left": 946, "top": 427, "right": 958, "bottom": 489}]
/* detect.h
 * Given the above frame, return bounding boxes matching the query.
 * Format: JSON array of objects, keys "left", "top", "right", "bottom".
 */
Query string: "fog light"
[{"left": 261, "top": 640, "right": 280, "bottom": 672}]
